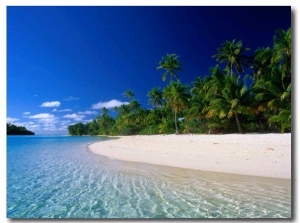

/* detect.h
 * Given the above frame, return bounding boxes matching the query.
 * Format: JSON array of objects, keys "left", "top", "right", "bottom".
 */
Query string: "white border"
[{"left": 1, "top": 1, "right": 297, "bottom": 223}]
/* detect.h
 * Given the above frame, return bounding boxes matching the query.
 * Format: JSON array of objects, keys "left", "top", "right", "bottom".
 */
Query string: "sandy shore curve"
[{"left": 89, "top": 133, "right": 291, "bottom": 179}]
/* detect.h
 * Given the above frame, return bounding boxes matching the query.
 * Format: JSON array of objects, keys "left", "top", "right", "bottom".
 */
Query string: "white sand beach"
[{"left": 89, "top": 133, "right": 291, "bottom": 179}]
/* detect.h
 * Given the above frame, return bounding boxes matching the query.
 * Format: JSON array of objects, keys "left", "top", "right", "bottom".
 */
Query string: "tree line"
[
  {"left": 68, "top": 28, "right": 291, "bottom": 136},
  {"left": 7, "top": 123, "right": 35, "bottom": 135}
]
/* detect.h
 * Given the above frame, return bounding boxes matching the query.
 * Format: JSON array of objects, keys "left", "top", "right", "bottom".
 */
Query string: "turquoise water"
[{"left": 7, "top": 136, "right": 291, "bottom": 218}]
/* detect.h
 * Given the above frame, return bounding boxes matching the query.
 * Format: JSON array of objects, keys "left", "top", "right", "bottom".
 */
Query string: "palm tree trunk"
[
  {"left": 174, "top": 111, "right": 179, "bottom": 134},
  {"left": 234, "top": 112, "right": 244, "bottom": 134}
]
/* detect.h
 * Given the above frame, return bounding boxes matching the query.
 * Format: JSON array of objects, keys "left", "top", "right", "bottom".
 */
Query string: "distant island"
[{"left": 7, "top": 123, "right": 35, "bottom": 135}]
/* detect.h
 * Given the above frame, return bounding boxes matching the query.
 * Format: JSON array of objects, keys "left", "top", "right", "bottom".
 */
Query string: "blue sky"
[{"left": 6, "top": 6, "right": 291, "bottom": 135}]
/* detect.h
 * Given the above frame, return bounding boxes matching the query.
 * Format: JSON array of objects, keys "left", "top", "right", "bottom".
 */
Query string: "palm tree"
[
  {"left": 145, "top": 109, "right": 161, "bottom": 125},
  {"left": 114, "top": 103, "right": 130, "bottom": 116},
  {"left": 251, "top": 67, "right": 291, "bottom": 132},
  {"left": 123, "top": 89, "right": 135, "bottom": 101},
  {"left": 250, "top": 47, "right": 274, "bottom": 80},
  {"left": 250, "top": 28, "right": 291, "bottom": 133},
  {"left": 187, "top": 77, "right": 207, "bottom": 123},
  {"left": 267, "top": 75, "right": 291, "bottom": 134},
  {"left": 157, "top": 53, "right": 182, "bottom": 82},
  {"left": 268, "top": 106, "right": 291, "bottom": 133},
  {"left": 272, "top": 28, "right": 292, "bottom": 95},
  {"left": 205, "top": 74, "right": 254, "bottom": 133},
  {"left": 273, "top": 28, "right": 291, "bottom": 76},
  {"left": 96, "top": 107, "right": 115, "bottom": 135},
  {"left": 190, "top": 77, "right": 205, "bottom": 98},
  {"left": 128, "top": 99, "right": 141, "bottom": 113},
  {"left": 212, "top": 39, "right": 250, "bottom": 75},
  {"left": 251, "top": 28, "right": 291, "bottom": 82},
  {"left": 147, "top": 87, "right": 164, "bottom": 108},
  {"left": 204, "top": 65, "right": 226, "bottom": 97},
  {"left": 163, "top": 81, "right": 189, "bottom": 134}
]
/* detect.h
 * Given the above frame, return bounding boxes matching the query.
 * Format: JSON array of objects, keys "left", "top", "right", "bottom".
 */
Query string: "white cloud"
[
  {"left": 27, "top": 124, "right": 40, "bottom": 129},
  {"left": 40, "top": 101, "right": 61, "bottom": 107},
  {"left": 65, "top": 96, "right": 79, "bottom": 101},
  {"left": 29, "top": 113, "right": 55, "bottom": 119},
  {"left": 23, "top": 111, "right": 31, "bottom": 115},
  {"left": 8, "top": 113, "right": 71, "bottom": 134},
  {"left": 78, "top": 110, "right": 98, "bottom": 115},
  {"left": 14, "top": 121, "right": 35, "bottom": 125},
  {"left": 52, "top": 108, "right": 72, "bottom": 112},
  {"left": 81, "top": 119, "right": 93, "bottom": 124},
  {"left": 28, "top": 113, "right": 59, "bottom": 132},
  {"left": 57, "top": 126, "right": 68, "bottom": 131},
  {"left": 63, "top": 113, "right": 85, "bottom": 121},
  {"left": 6, "top": 117, "right": 19, "bottom": 123},
  {"left": 91, "top": 99, "right": 129, "bottom": 109},
  {"left": 59, "top": 120, "right": 71, "bottom": 125},
  {"left": 9, "top": 122, "right": 39, "bottom": 134},
  {"left": 13, "top": 121, "right": 40, "bottom": 131}
]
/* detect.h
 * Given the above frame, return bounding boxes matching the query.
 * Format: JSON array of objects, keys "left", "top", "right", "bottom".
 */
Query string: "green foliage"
[
  {"left": 123, "top": 89, "right": 135, "bottom": 101},
  {"left": 268, "top": 109, "right": 291, "bottom": 133},
  {"left": 97, "top": 108, "right": 115, "bottom": 135},
  {"left": 158, "top": 117, "right": 175, "bottom": 134},
  {"left": 68, "top": 122, "right": 87, "bottom": 136},
  {"left": 157, "top": 53, "right": 182, "bottom": 82},
  {"left": 250, "top": 28, "right": 291, "bottom": 133},
  {"left": 7, "top": 123, "right": 34, "bottom": 135},
  {"left": 212, "top": 39, "right": 250, "bottom": 75},
  {"left": 163, "top": 81, "right": 190, "bottom": 134},
  {"left": 147, "top": 87, "right": 164, "bottom": 108},
  {"left": 139, "top": 125, "right": 160, "bottom": 135},
  {"left": 68, "top": 28, "right": 291, "bottom": 136},
  {"left": 113, "top": 100, "right": 149, "bottom": 135}
]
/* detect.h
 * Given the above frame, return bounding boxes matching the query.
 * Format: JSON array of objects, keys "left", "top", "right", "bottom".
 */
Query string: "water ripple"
[{"left": 7, "top": 136, "right": 291, "bottom": 218}]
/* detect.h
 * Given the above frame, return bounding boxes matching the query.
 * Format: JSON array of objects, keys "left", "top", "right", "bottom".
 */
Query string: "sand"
[{"left": 89, "top": 133, "right": 291, "bottom": 179}]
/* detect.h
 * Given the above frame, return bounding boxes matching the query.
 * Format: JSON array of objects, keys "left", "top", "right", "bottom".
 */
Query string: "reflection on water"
[{"left": 7, "top": 136, "right": 291, "bottom": 218}]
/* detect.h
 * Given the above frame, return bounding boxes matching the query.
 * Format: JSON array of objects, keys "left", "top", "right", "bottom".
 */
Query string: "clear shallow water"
[{"left": 7, "top": 136, "right": 291, "bottom": 218}]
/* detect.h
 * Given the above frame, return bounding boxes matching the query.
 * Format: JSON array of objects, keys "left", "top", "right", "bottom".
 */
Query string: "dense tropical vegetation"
[
  {"left": 7, "top": 123, "right": 35, "bottom": 135},
  {"left": 68, "top": 28, "right": 291, "bottom": 136}
]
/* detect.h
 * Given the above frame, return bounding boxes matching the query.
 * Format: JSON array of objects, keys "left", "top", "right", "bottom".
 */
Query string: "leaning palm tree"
[
  {"left": 212, "top": 39, "right": 250, "bottom": 75},
  {"left": 157, "top": 53, "right": 183, "bottom": 82},
  {"left": 163, "top": 81, "right": 189, "bottom": 134}
]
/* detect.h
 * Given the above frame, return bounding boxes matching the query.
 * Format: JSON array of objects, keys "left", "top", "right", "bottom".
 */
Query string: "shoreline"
[{"left": 89, "top": 133, "right": 291, "bottom": 179}]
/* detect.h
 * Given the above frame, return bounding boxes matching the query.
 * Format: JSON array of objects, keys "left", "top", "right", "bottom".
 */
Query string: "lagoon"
[{"left": 7, "top": 136, "right": 291, "bottom": 218}]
